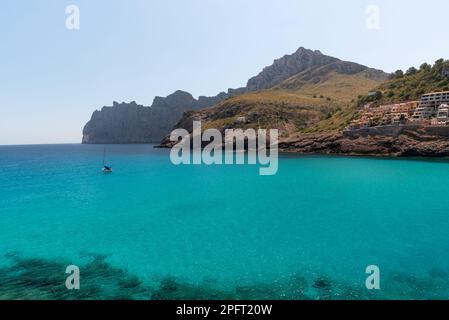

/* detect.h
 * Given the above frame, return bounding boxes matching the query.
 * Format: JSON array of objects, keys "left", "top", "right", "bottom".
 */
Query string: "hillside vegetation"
[
  {"left": 307, "top": 59, "right": 449, "bottom": 133},
  {"left": 195, "top": 90, "right": 337, "bottom": 138},
  {"left": 359, "top": 59, "right": 449, "bottom": 106},
  {"left": 181, "top": 69, "right": 388, "bottom": 138}
]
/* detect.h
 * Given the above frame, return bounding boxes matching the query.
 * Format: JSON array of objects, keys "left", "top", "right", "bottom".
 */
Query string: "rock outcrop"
[
  {"left": 82, "top": 90, "right": 242, "bottom": 144},
  {"left": 245, "top": 47, "right": 386, "bottom": 91},
  {"left": 246, "top": 48, "right": 338, "bottom": 91},
  {"left": 160, "top": 129, "right": 449, "bottom": 158},
  {"left": 83, "top": 92, "right": 192, "bottom": 144},
  {"left": 279, "top": 131, "right": 449, "bottom": 157},
  {"left": 82, "top": 47, "right": 387, "bottom": 144}
]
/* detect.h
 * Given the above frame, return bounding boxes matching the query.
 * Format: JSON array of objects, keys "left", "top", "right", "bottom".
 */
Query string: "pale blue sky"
[{"left": 1, "top": 0, "right": 448, "bottom": 145}]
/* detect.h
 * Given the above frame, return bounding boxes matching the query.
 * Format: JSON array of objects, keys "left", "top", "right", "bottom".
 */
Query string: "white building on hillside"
[
  {"left": 434, "top": 104, "right": 449, "bottom": 125},
  {"left": 412, "top": 91, "right": 449, "bottom": 121}
]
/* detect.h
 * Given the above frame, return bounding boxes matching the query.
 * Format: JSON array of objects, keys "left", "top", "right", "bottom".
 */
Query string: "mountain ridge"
[{"left": 82, "top": 47, "right": 388, "bottom": 144}]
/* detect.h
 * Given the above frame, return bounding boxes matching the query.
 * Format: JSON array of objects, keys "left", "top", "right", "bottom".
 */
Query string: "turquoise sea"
[{"left": 1, "top": 144, "right": 449, "bottom": 300}]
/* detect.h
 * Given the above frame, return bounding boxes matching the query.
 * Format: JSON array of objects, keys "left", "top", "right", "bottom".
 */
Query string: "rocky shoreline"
[
  {"left": 278, "top": 131, "right": 449, "bottom": 157},
  {"left": 158, "top": 130, "right": 449, "bottom": 158}
]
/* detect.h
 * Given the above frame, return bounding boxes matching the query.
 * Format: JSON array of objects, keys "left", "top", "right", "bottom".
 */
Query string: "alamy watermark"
[
  {"left": 63, "top": 264, "right": 380, "bottom": 293},
  {"left": 365, "top": 265, "right": 381, "bottom": 290},
  {"left": 65, "top": 5, "right": 80, "bottom": 30},
  {"left": 65, "top": 265, "right": 80, "bottom": 290},
  {"left": 365, "top": 5, "right": 380, "bottom": 30},
  {"left": 169, "top": 121, "right": 279, "bottom": 176}
]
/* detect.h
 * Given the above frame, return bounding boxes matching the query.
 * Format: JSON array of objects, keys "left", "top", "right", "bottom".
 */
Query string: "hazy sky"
[{"left": 1, "top": 0, "right": 449, "bottom": 145}]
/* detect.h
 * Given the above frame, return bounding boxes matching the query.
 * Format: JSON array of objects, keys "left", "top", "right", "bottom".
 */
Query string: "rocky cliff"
[
  {"left": 83, "top": 47, "right": 387, "bottom": 144},
  {"left": 159, "top": 49, "right": 388, "bottom": 147},
  {"left": 279, "top": 130, "right": 449, "bottom": 157},
  {"left": 82, "top": 90, "right": 243, "bottom": 144},
  {"left": 246, "top": 48, "right": 338, "bottom": 91}
]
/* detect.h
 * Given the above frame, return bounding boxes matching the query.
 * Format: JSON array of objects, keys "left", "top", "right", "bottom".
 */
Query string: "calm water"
[{"left": 1, "top": 144, "right": 449, "bottom": 299}]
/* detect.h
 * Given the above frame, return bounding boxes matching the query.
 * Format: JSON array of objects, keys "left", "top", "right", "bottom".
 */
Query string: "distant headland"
[{"left": 83, "top": 47, "right": 449, "bottom": 157}]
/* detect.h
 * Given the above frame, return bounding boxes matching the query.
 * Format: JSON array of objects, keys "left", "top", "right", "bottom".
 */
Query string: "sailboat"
[{"left": 102, "top": 147, "right": 113, "bottom": 173}]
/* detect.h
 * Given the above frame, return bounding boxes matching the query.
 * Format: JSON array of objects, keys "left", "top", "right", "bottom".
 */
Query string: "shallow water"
[{"left": 1, "top": 144, "right": 449, "bottom": 299}]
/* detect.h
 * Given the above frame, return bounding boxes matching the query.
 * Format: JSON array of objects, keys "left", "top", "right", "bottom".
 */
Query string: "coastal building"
[
  {"left": 348, "top": 101, "right": 418, "bottom": 129},
  {"left": 347, "top": 92, "right": 449, "bottom": 131},
  {"left": 412, "top": 91, "right": 449, "bottom": 121},
  {"left": 433, "top": 104, "right": 449, "bottom": 125},
  {"left": 390, "top": 101, "right": 419, "bottom": 124}
]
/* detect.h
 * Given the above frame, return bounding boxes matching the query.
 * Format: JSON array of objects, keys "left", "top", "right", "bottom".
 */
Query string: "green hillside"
[
  {"left": 168, "top": 56, "right": 449, "bottom": 139},
  {"left": 359, "top": 59, "right": 449, "bottom": 106},
  {"left": 180, "top": 68, "right": 388, "bottom": 138},
  {"left": 306, "top": 59, "right": 449, "bottom": 133}
]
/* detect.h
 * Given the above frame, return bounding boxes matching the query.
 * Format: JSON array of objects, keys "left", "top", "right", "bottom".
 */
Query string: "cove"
[{"left": 1, "top": 144, "right": 449, "bottom": 299}]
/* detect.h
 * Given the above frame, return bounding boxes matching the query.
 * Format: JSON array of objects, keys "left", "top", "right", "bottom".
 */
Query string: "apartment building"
[
  {"left": 348, "top": 102, "right": 418, "bottom": 129},
  {"left": 390, "top": 101, "right": 419, "bottom": 124},
  {"left": 412, "top": 91, "right": 449, "bottom": 121},
  {"left": 433, "top": 104, "right": 449, "bottom": 125}
]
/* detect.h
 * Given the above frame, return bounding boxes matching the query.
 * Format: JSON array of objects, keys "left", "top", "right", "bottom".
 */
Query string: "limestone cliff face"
[
  {"left": 83, "top": 93, "right": 182, "bottom": 144},
  {"left": 82, "top": 90, "right": 240, "bottom": 144},
  {"left": 246, "top": 47, "right": 338, "bottom": 91},
  {"left": 247, "top": 47, "right": 387, "bottom": 91},
  {"left": 82, "top": 46, "right": 387, "bottom": 144}
]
